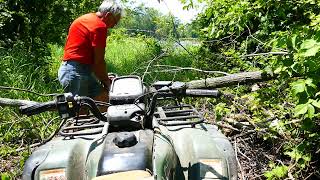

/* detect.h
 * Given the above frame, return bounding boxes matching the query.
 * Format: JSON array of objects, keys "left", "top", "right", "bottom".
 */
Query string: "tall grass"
[
  {"left": 106, "top": 34, "right": 161, "bottom": 75},
  {"left": 49, "top": 34, "right": 202, "bottom": 84},
  {"left": 106, "top": 33, "right": 202, "bottom": 84},
  {"left": 0, "top": 44, "right": 62, "bottom": 178}
]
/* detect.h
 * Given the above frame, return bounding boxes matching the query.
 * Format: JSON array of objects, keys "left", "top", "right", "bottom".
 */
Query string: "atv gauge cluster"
[
  {"left": 108, "top": 76, "right": 146, "bottom": 128},
  {"left": 109, "top": 76, "right": 145, "bottom": 104}
]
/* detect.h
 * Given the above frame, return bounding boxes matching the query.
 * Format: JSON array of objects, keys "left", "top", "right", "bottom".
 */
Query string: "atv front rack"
[
  {"left": 154, "top": 104, "right": 204, "bottom": 127},
  {"left": 59, "top": 115, "right": 105, "bottom": 137}
]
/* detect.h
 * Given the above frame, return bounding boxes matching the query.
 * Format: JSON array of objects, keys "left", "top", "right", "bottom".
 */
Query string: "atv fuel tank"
[{"left": 97, "top": 130, "right": 153, "bottom": 176}]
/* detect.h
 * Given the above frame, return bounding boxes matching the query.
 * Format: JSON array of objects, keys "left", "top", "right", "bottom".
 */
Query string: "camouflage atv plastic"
[
  {"left": 23, "top": 125, "right": 236, "bottom": 179},
  {"left": 22, "top": 76, "right": 237, "bottom": 180}
]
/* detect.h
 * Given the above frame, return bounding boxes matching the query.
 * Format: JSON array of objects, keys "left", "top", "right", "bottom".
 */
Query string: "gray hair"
[{"left": 98, "top": 0, "right": 122, "bottom": 16}]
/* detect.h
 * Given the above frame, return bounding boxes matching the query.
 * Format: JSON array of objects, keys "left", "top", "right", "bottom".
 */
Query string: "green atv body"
[{"left": 22, "top": 76, "right": 237, "bottom": 180}]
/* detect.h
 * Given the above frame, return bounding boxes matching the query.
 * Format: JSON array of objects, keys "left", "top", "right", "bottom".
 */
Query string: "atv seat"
[{"left": 92, "top": 170, "right": 153, "bottom": 180}]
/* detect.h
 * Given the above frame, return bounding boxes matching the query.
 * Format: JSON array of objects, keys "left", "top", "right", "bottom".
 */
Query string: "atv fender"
[
  {"left": 22, "top": 148, "right": 50, "bottom": 180},
  {"left": 159, "top": 124, "right": 237, "bottom": 180}
]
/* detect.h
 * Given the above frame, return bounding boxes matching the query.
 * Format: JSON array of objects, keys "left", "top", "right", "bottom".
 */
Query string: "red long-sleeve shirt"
[{"left": 63, "top": 13, "right": 107, "bottom": 64}]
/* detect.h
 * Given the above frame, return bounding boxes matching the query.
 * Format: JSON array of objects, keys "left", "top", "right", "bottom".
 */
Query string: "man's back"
[{"left": 63, "top": 13, "right": 107, "bottom": 64}]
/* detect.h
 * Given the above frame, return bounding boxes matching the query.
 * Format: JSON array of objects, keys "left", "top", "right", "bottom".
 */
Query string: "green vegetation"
[{"left": 180, "top": 0, "right": 320, "bottom": 178}]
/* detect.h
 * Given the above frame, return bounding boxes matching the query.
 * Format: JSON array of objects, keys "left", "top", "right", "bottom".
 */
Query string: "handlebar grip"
[
  {"left": 19, "top": 101, "right": 56, "bottom": 116},
  {"left": 185, "top": 89, "right": 220, "bottom": 97}
]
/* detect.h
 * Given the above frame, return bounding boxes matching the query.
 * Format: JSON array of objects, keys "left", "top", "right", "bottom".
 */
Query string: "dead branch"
[
  {"left": 186, "top": 71, "right": 274, "bottom": 89},
  {"left": 153, "top": 65, "right": 230, "bottom": 75},
  {"left": 242, "top": 52, "right": 289, "bottom": 58},
  {"left": 16, "top": 118, "right": 66, "bottom": 152},
  {"left": 213, "top": 121, "right": 241, "bottom": 132},
  {"left": 224, "top": 118, "right": 254, "bottom": 130},
  {"left": 0, "top": 97, "right": 37, "bottom": 107},
  {"left": 142, "top": 52, "right": 167, "bottom": 81},
  {"left": 235, "top": 138, "right": 245, "bottom": 180}
]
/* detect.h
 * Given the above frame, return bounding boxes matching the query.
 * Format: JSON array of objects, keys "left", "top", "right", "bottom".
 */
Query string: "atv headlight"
[
  {"left": 39, "top": 168, "right": 66, "bottom": 180},
  {"left": 199, "top": 159, "right": 225, "bottom": 179}
]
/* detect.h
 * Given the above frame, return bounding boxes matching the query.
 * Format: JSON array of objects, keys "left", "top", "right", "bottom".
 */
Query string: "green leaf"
[
  {"left": 274, "top": 66, "right": 283, "bottom": 74},
  {"left": 264, "top": 165, "right": 288, "bottom": 179},
  {"left": 291, "top": 62, "right": 303, "bottom": 74},
  {"left": 1, "top": 174, "right": 11, "bottom": 180},
  {"left": 302, "top": 119, "right": 314, "bottom": 130},
  {"left": 305, "top": 78, "right": 317, "bottom": 89},
  {"left": 307, "top": 104, "right": 315, "bottom": 118},
  {"left": 300, "top": 39, "right": 318, "bottom": 49},
  {"left": 299, "top": 39, "right": 320, "bottom": 57},
  {"left": 305, "top": 60, "right": 319, "bottom": 72},
  {"left": 311, "top": 100, "right": 320, "bottom": 108},
  {"left": 291, "top": 80, "right": 306, "bottom": 94},
  {"left": 294, "top": 103, "right": 308, "bottom": 116},
  {"left": 292, "top": 34, "right": 298, "bottom": 50},
  {"left": 285, "top": 148, "right": 302, "bottom": 161},
  {"left": 302, "top": 46, "right": 320, "bottom": 57},
  {"left": 303, "top": 153, "right": 312, "bottom": 162}
]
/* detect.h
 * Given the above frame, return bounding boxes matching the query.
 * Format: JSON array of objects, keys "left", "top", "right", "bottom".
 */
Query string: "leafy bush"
[{"left": 179, "top": 0, "right": 320, "bottom": 178}]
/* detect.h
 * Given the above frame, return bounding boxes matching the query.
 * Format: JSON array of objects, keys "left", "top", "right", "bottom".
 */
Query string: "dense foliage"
[{"left": 180, "top": 0, "right": 320, "bottom": 178}]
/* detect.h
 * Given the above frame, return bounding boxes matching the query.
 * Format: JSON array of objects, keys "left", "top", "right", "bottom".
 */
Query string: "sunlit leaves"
[
  {"left": 294, "top": 99, "right": 320, "bottom": 118},
  {"left": 294, "top": 103, "right": 309, "bottom": 116},
  {"left": 285, "top": 145, "right": 312, "bottom": 169},
  {"left": 291, "top": 78, "right": 319, "bottom": 118},
  {"left": 310, "top": 14, "right": 320, "bottom": 31},
  {"left": 311, "top": 99, "right": 320, "bottom": 108},
  {"left": 180, "top": 0, "right": 319, "bottom": 178},
  {"left": 291, "top": 78, "right": 316, "bottom": 96},
  {"left": 264, "top": 165, "right": 288, "bottom": 180},
  {"left": 298, "top": 39, "right": 320, "bottom": 57}
]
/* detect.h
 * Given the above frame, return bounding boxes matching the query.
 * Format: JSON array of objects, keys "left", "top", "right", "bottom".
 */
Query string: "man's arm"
[{"left": 92, "top": 47, "right": 110, "bottom": 90}]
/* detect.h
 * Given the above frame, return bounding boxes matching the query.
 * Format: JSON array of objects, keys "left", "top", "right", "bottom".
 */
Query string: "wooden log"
[
  {"left": 0, "top": 98, "right": 37, "bottom": 107},
  {"left": 186, "top": 71, "right": 274, "bottom": 89}
]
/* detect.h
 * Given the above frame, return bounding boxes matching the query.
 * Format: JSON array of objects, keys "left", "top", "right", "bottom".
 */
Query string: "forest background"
[{"left": 1, "top": 0, "right": 320, "bottom": 179}]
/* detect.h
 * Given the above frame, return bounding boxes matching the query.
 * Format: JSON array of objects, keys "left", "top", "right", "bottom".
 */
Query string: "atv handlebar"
[
  {"left": 19, "top": 94, "right": 108, "bottom": 121},
  {"left": 19, "top": 81, "right": 220, "bottom": 121},
  {"left": 185, "top": 89, "right": 220, "bottom": 97},
  {"left": 153, "top": 81, "right": 220, "bottom": 98},
  {"left": 20, "top": 101, "right": 56, "bottom": 116}
]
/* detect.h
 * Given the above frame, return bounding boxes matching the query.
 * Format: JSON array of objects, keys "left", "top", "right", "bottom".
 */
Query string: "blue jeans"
[{"left": 58, "top": 61, "right": 103, "bottom": 97}]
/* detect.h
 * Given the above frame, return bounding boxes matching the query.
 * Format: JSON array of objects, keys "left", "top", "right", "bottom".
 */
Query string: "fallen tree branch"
[
  {"left": 224, "top": 118, "right": 254, "bottom": 130},
  {"left": 186, "top": 71, "right": 274, "bottom": 89},
  {"left": 153, "top": 65, "right": 230, "bottom": 75},
  {"left": 0, "top": 98, "right": 37, "bottom": 107},
  {"left": 142, "top": 52, "right": 167, "bottom": 81},
  {"left": 16, "top": 118, "right": 66, "bottom": 152},
  {"left": 242, "top": 52, "right": 289, "bottom": 58},
  {"left": 235, "top": 138, "right": 245, "bottom": 180},
  {"left": 213, "top": 121, "right": 241, "bottom": 132}
]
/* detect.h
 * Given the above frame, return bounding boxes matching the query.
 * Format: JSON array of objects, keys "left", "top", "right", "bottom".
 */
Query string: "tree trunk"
[{"left": 186, "top": 71, "right": 274, "bottom": 89}]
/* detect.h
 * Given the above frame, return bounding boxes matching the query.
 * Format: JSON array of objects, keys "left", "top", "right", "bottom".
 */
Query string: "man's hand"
[
  {"left": 102, "top": 78, "right": 111, "bottom": 92},
  {"left": 92, "top": 46, "right": 110, "bottom": 92}
]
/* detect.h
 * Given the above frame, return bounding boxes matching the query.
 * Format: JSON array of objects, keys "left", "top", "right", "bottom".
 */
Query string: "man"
[{"left": 58, "top": 0, "right": 122, "bottom": 103}]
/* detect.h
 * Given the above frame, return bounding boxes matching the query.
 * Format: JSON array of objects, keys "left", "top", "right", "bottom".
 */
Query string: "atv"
[{"left": 20, "top": 75, "right": 237, "bottom": 180}]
